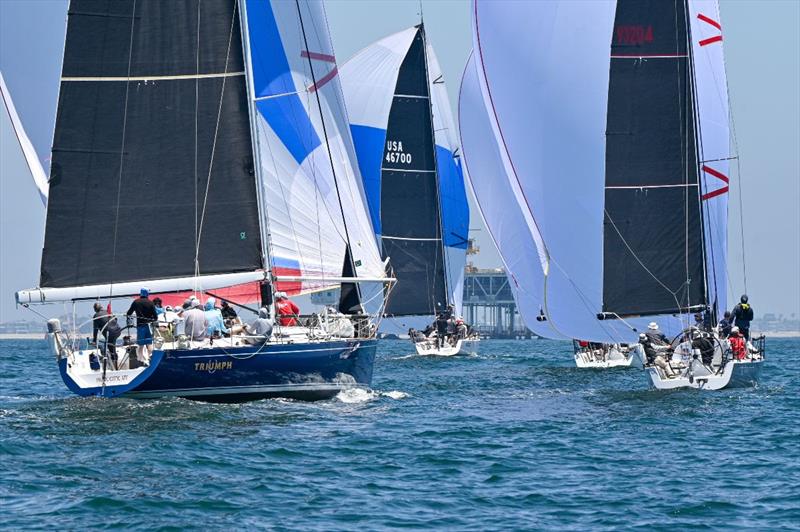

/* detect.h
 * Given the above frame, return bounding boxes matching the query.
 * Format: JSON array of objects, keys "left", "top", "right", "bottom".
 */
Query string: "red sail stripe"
[
  {"left": 308, "top": 67, "right": 338, "bottom": 93},
  {"left": 702, "top": 186, "right": 729, "bottom": 201},
  {"left": 702, "top": 164, "right": 729, "bottom": 183},
  {"left": 699, "top": 35, "right": 723, "bottom": 47},
  {"left": 301, "top": 50, "right": 336, "bottom": 63},
  {"left": 697, "top": 13, "right": 722, "bottom": 31}
]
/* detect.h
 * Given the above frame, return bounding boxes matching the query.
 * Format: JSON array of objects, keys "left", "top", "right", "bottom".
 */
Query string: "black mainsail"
[
  {"left": 381, "top": 26, "right": 448, "bottom": 317},
  {"left": 602, "top": 0, "right": 707, "bottom": 317},
  {"left": 41, "top": 0, "right": 262, "bottom": 289}
]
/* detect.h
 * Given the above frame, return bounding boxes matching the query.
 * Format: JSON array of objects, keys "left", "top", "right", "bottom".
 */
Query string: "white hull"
[
  {"left": 573, "top": 344, "right": 638, "bottom": 369},
  {"left": 635, "top": 344, "right": 765, "bottom": 390},
  {"left": 413, "top": 338, "right": 480, "bottom": 357}
]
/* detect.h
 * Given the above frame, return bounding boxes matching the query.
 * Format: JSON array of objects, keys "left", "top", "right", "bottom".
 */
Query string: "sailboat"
[
  {"left": 340, "top": 24, "right": 477, "bottom": 356},
  {"left": 460, "top": 0, "right": 764, "bottom": 388},
  {"left": 14, "top": 0, "right": 393, "bottom": 401}
]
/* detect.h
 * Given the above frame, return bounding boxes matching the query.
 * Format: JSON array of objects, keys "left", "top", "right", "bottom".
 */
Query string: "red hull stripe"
[
  {"left": 702, "top": 164, "right": 729, "bottom": 183},
  {"left": 699, "top": 35, "right": 723, "bottom": 47},
  {"left": 697, "top": 13, "right": 722, "bottom": 31},
  {"left": 702, "top": 186, "right": 729, "bottom": 201},
  {"left": 309, "top": 67, "right": 339, "bottom": 93},
  {"left": 301, "top": 50, "right": 336, "bottom": 63}
]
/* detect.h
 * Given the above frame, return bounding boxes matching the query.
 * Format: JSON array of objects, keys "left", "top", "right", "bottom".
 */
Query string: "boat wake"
[{"left": 334, "top": 389, "right": 408, "bottom": 403}]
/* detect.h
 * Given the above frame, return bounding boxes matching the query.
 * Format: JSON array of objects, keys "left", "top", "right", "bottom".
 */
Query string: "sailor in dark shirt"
[
  {"left": 126, "top": 288, "right": 158, "bottom": 364},
  {"left": 732, "top": 295, "right": 754, "bottom": 340},
  {"left": 91, "top": 302, "right": 109, "bottom": 344},
  {"left": 718, "top": 311, "right": 733, "bottom": 338}
]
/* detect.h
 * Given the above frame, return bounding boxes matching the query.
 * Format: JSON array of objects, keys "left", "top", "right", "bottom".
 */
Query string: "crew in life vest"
[
  {"left": 275, "top": 291, "right": 300, "bottom": 327},
  {"left": 732, "top": 294, "right": 755, "bottom": 340},
  {"left": 729, "top": 326, "right": 747, "bottom": 360}
]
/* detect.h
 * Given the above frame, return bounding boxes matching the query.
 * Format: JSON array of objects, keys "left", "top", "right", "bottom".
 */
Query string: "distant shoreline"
[{"left": 1, "top": 332, "right": 798, "bottom": 341}]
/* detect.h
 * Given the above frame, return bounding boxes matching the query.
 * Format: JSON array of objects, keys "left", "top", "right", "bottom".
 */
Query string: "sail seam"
[{"left": 62, "top": 72, "right": 244, "bottom": 82}]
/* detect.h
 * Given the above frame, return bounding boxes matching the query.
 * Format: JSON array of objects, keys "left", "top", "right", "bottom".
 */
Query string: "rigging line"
[
  {"left": 295, "top": 0, "right": 362, "bottom": 307},
  {"left": 194, "top": 0, "right": 237, "bottom": 278},
  {"left": 194, "top": 0, "right": 201, "bottom": 288},
  {"left": 674, "top": 0, "right": 691, "bottom": 313},
  {"left": 109, "top": 0, "right": 137, "bottom": 295}
]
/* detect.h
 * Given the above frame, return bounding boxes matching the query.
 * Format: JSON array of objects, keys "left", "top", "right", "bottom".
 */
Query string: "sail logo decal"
[
  {"left": 697, "top": 14, "right": 723, "bottom": 47},
  {"left": 701, "top": 165, "right": 729, "bottom": 201},
  {"left": 614, "top": 25, "right": 654, "bottom": 46},
  {"left": 302, "top": 50, "right": 339, "bottom": 93},
  {"left": 385, "top": 140, "right": 413, "bottom": 164}
]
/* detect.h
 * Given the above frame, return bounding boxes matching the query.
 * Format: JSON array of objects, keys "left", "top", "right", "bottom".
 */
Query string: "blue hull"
[
  {"left": 59, "top": 339, "right": 377, "bottom": 402},
  {"left": 728, "top": 359, "right": 764, "bottom": 388}
]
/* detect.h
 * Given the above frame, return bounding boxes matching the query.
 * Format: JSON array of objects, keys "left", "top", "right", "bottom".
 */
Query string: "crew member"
[
  {"left": 639, "top": 333, "right": 675, "bottom": 378},
  {"left": 184, "top": 299, "right": 207, "bottom": 342},
  {"left": 275, "top": 292, "right": 300, "bottom": 326},
  {"left": 729, "top": 326, "right": 747, "bottom": 360},
  {"left": 126, "top": 288, "right": 158, "bottom": 364},
  {"left": 645, "top": 322, "right": 670, "bottom": 346},
  {"left": 732, "top": 295, "right": 754, "bottom": 340},
  {"left": 91, "top": 302, "right": 109, "bottom": 345},
  {"left": 204, "top": 297, "right": 229, "bottom": 337},
  {"left": 244, "top": 307, "right": 273, "bottom": 344},
  {"left": 718, "top": 311, "right": 733, "bottom": 338}
]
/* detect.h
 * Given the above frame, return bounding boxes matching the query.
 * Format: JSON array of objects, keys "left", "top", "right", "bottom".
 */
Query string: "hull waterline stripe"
[
  {"left": 126, "top": 382, "right": 367, "bottom": 398},
  {"left": 62, "top": 72, "right": 245, "bottom": 82}
]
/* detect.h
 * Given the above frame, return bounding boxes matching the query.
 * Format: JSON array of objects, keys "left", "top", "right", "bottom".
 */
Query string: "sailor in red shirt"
[
  {"left": 275, "top": 291, "right": 300, "bottom": 327},
  {"left": 729, "top": 326, "right": 747, "bottom": 360}
]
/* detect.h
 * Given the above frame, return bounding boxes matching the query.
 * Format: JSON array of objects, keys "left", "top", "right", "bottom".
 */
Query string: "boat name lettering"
[
  {"left": 194, "top": 360, "right": 233, "bottom": 372},
  {"left": 615, "top": 25, "right": 654, "bottom": 46},
  {"left": 94, "top": 374, "right": 131, "bottom": 384}
]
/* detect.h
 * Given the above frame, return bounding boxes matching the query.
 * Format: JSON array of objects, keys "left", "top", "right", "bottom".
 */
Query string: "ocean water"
[{"left": 1, "top": 338, "right": 798, "bottom": 530}]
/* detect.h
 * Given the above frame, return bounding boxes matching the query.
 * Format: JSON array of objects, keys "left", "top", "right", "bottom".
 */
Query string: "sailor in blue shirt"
[{"left": 204, "top": 297, "right": 229, "bottom": 338}]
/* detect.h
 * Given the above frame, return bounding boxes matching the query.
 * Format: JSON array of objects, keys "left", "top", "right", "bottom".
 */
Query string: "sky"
[{"left": 0, "top": 0, "right": 798, "bottom": 323}]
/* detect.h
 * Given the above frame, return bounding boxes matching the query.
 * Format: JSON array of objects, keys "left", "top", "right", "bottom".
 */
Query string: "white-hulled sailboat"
[
  {"left": 459, "top": 0, "right": 763, "bottom": 388},
  {"left": 340, "top": 24, "right": 477, "bottom": 356},
  {"left": 15, "top": 0, "right": 394, "bottom": 401}
]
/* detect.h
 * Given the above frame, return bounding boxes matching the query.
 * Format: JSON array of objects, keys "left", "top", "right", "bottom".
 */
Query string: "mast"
[
  {"left": 237, "top": 0, "right": 273, "bottom": 299},
  {"left": 419, "top": 23, "right": 452, "bottom": 308}
]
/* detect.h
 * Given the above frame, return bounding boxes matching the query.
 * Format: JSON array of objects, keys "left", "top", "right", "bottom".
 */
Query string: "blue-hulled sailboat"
[{"left": 15, "top": 0, "right": 392, "bottom": 401}]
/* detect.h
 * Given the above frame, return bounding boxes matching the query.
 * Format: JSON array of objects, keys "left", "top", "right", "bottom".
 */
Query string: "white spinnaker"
[
  {"left": 244, "top": 0, "right": 384, "bottom": 297},
  {"left": 0, "top": 71, "right": 48, "bottom": 206},
  {"left": 459, "top": 54, "right": 564, "bottom": 339},
  {"left": 472, "top": 0, "right": 686, "bottom": 341},
  {"left": 339, "top": 27, "right": 418, "bottom": 131},
  {"left": 689, "top": 0, "right": 730, "bottom": 319}
]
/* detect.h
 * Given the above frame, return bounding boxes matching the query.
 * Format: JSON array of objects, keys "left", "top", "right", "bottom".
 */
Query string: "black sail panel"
[
  {"left": 41, "top": 0, "right": 262, "bottom": 288},
  {"left": 602, "top": 0, "right": 706, "bottom": 316},
  {"left": 382, "top": 28, "right": 447, "bottom": 317}
]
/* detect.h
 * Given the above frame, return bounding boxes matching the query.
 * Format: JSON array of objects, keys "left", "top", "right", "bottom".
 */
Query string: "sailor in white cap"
[{"left": 645, "top": 321, "right": 669, "bottom": 346}]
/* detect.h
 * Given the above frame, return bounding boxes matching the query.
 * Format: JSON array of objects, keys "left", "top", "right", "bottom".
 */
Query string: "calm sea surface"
[{"left": 1, "top": 338, "right": 798, "bottom": 530}]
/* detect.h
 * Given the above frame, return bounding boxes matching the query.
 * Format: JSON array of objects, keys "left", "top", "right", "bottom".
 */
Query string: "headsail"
[
  {"left": 458, "top": 54, "right": 565, "bottom": 340},
  {"left": 0, "top": 71, "right": 48, "bottom": 206},
  {"left": 340, "top": 25, "right": 468, "bottom": 325},
  {"left": 38, "top": 0, "right": 263, "bottom": 292},
  {"left": 240, "top": 0, "right": 384, "bottom": 299}
]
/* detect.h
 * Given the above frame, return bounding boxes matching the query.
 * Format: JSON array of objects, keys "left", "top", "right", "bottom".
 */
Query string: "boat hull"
[
  {"left": 413, "top": 338, "right": 479, "bottom": 357},
  {"left": 58, "top": 339, "right": 377, "bottom": 402},
  {"left": 644, "top": 358, "right": 764, "bottom": 391}
]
